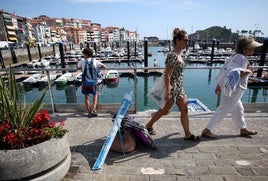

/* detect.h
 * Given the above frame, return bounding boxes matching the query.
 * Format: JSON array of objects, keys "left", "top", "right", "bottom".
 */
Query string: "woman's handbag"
[{"left": 147, "top": 73, "right": 166, "bottom": 109}]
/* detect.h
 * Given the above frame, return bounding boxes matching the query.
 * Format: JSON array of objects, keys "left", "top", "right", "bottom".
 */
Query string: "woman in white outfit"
[{"left": 202, "top": 37, "right": 263, "bottom": 138}]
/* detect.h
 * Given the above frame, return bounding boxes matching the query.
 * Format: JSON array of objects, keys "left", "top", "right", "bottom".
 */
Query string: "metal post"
[
  {"left": 10, "top": 47, "right": 17, "bottom": 64},
  {"left": 37, "top": 44, "right": 42, "bottom": 61},
  {"left": 134, "top": 41, "right": 137, "bottom": 57},
  {"left": 133, "top": 68, "right": 137, "bottom": 113},
  {"left": 216, "top": 40, "right": 220, "bottom": 49},
  {"left": 257, "top": 37, "right": 268, "bottom": 77},
  {"left": 46, "top": 70, "right": 55, "bottom": 113},
  {"left": 26, "top": 44, "right": 32, "bottom": 62},
  {"left": 144, "top": 37, "right": 148, "bottom": 73},
  {"left": 0, "top": 49, "right": 5, "bottom": 68},
  {"left": 210, "top": 39, "right": 216, "bottom": 62},
  {"left": 59, "top": 43, "right": 66, "bottom": 74},
  {"left": 94, "top": 42, "right": 97, "bottom": 57},
  {"left": 127, "top": 41, "right": 130, "bottom": 61}
]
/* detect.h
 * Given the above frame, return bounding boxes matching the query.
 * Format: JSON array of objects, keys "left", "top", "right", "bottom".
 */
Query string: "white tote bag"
[
  {"left": 148, "top": 56, "right": 177, "bottom": 109},
  {"left": 147, "top": 73, "right": 166, "bottom": 109}
]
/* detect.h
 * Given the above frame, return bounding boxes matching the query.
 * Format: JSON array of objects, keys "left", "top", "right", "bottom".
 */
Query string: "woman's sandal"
[
  {"left": 146, "top": 127, "right": 156, "bottom": 135},
  {"left": 184, "top": 134, "right": 200, "bottom": 141}
]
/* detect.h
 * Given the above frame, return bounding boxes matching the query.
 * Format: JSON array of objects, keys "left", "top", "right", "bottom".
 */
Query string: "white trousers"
[{"left": 206, "top": 88, "right": 246, "bottom": 131}]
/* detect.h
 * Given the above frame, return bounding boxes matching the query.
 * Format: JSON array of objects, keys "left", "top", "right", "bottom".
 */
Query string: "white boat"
[
  {"left": 187, "top": 98, "right": 211, "bottom": 112},
  {"left": 38, "top": 73, "right": 57, "bottom": 85},
  {"left": 40, "top": 59, "right": 50, "bottom": 67},
  {"left": 105, "top": 70, "right": 119, "bottom": 83},
  {"left": 27, "top": 59, "right": 50, "bottom": 68},
  {"left": 55, "top": 72, "right": 74, "bottom": 86},
  {"left": 22, "top": 73, "right": 42, "bottom": 86}
]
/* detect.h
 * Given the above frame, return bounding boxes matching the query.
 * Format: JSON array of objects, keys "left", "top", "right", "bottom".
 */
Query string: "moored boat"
[
  {"left": 105, "top": 70, "right": 119, "bottom": 83},
  {"left": 37, "top": 73, "right": 57, "bottom": 86},
  {"left": 55, "top": 72, "right": 74, "bottom": 87},
  {"left": 22, "top": 73, "right": 42, "bottom": 87},
  {"left": 187, "top": 98, "right": 211, "bottom": 112}
]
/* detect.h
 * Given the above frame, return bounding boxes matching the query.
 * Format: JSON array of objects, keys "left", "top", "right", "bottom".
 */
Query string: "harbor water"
[{"left": 21, "top": 46, "right": 268, "bottom": 112}]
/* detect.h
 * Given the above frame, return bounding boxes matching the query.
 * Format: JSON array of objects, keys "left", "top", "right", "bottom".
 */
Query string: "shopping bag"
[{"left": 147, "top": 74, "right": 166, "bottom": 109}]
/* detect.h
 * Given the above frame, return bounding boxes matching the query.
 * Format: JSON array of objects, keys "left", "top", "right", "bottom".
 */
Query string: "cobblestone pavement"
[{"left": 51, "top": 111, "right": 268, "bottom": 181}]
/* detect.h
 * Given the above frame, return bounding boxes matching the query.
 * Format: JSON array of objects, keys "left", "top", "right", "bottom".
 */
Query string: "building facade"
[{"left": 0, "top": 10, "right": 139, "bottom": 48}]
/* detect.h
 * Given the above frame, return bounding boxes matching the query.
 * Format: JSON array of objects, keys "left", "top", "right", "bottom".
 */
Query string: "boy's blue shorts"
[{"left": 81, "top": 84, "right": 97, "bottom": 95}]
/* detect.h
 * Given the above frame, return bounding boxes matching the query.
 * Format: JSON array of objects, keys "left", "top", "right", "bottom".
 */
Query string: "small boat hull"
[
  {"left": 105, "top": 70, "right": 119, "bottom": 84},
  {"left": 55, "top": 73, "right": 73, "bottom": 87},
  {"left": 22, "top": 73, "right": 42, "bottom": 87},
  {"left": 187, "top": 98, "right": 211, "bottom": 112}
]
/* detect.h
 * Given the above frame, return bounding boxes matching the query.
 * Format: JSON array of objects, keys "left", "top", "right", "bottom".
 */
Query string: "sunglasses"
[{"left": 182, "top": 39, "right": 189, "bottom": 42}]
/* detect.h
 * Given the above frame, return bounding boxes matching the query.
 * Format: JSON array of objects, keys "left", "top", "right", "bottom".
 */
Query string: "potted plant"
[{"left": 0, "top": 68, "right": 70, "bottom": 180}]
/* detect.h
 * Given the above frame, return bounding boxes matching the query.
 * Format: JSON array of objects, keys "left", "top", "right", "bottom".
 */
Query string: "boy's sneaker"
[{"left": 90, "top": 110, "right": 98, "bottom": 117}]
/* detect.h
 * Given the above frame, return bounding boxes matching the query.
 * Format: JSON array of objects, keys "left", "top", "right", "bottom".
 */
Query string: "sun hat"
[{"left": 248, "top": 40, "right": 263, "bottom": 48}]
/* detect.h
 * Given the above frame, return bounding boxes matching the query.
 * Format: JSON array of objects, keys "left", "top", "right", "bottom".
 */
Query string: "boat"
[
  {"left": 54, "top": 72, "right": 74, "bottom": 87},
  {"left": 22, "top": 73, "right": 42, "bottom": 87},
  {"left": 27, "top": 59, "right": 50, "bottom": 68},
  {"left": 37, "top": 73, "right": 57, "bottom": 86},
  {"left": 248, "top": 76, "right": 268, "bottom": 87},
  {"left": 105, "top": 70, "right": 119, "bottom": 83},
  {"left": 187, "top": 98, "right": 211, "bottom": 112}
]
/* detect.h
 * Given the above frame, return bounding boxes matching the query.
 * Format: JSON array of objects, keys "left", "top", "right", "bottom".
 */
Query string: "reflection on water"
[{"left": 20, "top": 75, "right": 267, "bottom": 112}]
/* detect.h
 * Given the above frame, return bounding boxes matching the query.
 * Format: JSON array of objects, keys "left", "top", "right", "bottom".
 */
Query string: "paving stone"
[
  {"left": 60, "top": 112, "right": 268, "bottom": 180},
  {"left": 208, "top": 166, "right": 237, "bottom": 175}
]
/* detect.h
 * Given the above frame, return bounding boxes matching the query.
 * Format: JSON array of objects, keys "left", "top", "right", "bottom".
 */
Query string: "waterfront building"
[{"left": 0, "top": 10, "right": 139, "bottom": 48}]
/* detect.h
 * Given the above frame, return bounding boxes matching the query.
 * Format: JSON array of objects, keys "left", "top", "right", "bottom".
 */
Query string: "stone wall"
[{"left": 1, "top": 44, "right": 80, "bottom": 65}]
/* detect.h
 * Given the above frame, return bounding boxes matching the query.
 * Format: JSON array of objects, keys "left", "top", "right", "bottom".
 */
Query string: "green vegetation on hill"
[
  {"left": 189, "top": 26, "right": 263, "bottom": 43},
  {"left": 189, "top": 26, "right": 238, "bottom": 42}
]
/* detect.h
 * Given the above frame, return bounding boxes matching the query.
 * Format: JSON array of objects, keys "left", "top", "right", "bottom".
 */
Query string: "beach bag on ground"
[
  {"left": 109, "top": 112, "right": 157, "bottom": 153},
  {"left": 82, "top": 59, "right": 97, "bottom": 87},
  {"left": 111, "top": 128, "right": 136, "bottom": 153},
  {"left": 121, "top": 115, "right": 157, "bottom": 150},
  {"left": 147, "top": 73, "right": 166, "bottom": 109}
]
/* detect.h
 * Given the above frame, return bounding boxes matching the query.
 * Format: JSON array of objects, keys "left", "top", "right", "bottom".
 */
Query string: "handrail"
[
  {"left": 1, "top": 66, "right": 268, "bottom": 113},
  {"left": 1, "top": 66, "right": 268, "bottom": 72}
]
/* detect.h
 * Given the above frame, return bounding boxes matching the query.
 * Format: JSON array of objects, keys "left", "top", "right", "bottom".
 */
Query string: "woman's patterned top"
[{"left": 165, "top": 51, "right": 186, "bottom": 102}]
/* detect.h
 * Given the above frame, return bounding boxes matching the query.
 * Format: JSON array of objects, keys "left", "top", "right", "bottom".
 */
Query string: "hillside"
[{"left": 189, "top": 26, "right": 240, "bottom": 42}]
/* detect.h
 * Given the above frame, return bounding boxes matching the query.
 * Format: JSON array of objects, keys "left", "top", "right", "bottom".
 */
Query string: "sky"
[{"left": 1, "top": 0, "right": 268, "bottom": 40}]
